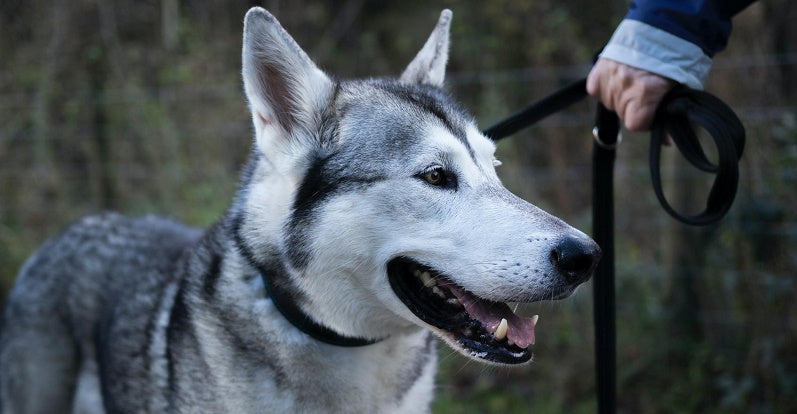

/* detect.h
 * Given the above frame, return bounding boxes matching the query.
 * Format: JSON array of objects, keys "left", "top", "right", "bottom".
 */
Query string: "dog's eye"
[{"left": 421, "top": 168, "right": 447, "bottom": 186}]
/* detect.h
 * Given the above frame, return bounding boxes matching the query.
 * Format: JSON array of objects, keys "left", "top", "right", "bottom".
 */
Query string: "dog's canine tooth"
[
  {"left": 431, "top": 286, "right": 445, "bottom": 298},
  {"left": 532, "top": 315, "right": 539, "bottom": 325},
  {"left": 446, "top": 298, "right": 461, "bottom": 307},
  {"left": 494, "top": 318, "right": 508, "bottom": 341},
  {"left": 419, "top": 271, "right": 435, "bottom": 287}
]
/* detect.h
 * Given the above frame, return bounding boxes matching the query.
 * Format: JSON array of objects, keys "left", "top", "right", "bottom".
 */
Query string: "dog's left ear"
[
  {"left": 242, "top": 7, "right": 333, "bottom": 153},
  {"left": 399, "top": 9, "right": 452, "bottom": 87}
]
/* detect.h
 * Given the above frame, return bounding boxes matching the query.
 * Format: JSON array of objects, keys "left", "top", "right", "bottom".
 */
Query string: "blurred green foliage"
[{"left": 1, "top": 0, "right": 796, "bottom": 412}]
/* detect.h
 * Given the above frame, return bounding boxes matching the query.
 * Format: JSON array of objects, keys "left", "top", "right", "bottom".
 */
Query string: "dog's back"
[{"left": 0, "top": 212, "right": 201, "bottom": 413}]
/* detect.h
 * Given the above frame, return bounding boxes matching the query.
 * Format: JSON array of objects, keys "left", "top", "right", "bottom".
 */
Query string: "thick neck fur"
[{"left": 165, "top": 194, "right": 437, "bottom": 413}]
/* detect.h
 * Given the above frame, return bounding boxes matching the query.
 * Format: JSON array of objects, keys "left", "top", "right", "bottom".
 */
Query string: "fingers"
[
  {"left": 587, "top": 58, "right": 675, "bottom": 132},
  {"left": 619, "top": 90, "right": 658, "bottom": 132},
  {"left": 586, "top": 59, "right": 616, "bottom": 111}
]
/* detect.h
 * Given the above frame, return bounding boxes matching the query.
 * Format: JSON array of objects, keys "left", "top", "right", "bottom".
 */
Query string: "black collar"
[
  {"left": 260, "top": 271, "right": 382, "bottom": 347},
  {"left": 230, "top": 215, "right": 380, "bottom": 347}
]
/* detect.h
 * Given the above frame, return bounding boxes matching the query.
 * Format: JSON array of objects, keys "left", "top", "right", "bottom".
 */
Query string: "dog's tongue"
[{"left": 442, "top": 282, "right": 537, "bottom": 348}]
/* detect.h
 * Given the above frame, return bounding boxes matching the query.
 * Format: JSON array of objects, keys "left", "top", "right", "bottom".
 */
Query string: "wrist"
[{"left": 600, "top": 19, "right": 711, "bottom": 90}]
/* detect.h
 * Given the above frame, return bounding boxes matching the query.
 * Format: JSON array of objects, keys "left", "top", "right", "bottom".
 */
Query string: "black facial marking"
[
  {"left": 286, "top": 155, "right": 335, "bottom": 268},
  {"left": 286, "top": 153, "right": 385, "bottom": 269},
  {"left": 371, "top": 81, "right": 477, "bottom": 163}
]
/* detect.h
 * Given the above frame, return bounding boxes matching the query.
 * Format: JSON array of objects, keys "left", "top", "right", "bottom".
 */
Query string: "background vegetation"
[{"left": 1, "top": 0, "right": 795, "bottom": 412}]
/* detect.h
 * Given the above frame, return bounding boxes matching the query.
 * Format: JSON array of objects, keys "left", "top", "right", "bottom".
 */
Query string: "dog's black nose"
[{"left": 550, "top": 236, "right": 601, "bottom": 284}]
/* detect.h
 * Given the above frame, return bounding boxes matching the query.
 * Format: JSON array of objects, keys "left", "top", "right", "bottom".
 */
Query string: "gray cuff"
[{"left": 599, "top": 19, "right": 712, "bottom": 90}]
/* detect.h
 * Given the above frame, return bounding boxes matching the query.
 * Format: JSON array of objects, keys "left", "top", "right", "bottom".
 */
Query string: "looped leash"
[
  {"left": 650, "top": 85, "right": 746, "bottom": 225},
  {"left": 482, "top": 75, "right": 745, "bottom": 414}
]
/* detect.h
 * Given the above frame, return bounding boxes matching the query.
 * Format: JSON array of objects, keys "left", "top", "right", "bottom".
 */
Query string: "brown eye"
[{"left": 422, "top": 168, "right": 445, "bottom": 186}]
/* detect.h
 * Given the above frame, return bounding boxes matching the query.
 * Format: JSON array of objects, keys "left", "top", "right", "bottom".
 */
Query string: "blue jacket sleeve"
[
  {"left": 627, "top": 0, "right": 757, "bottom": 57},
  {"left": 599, "top": 0, "right": 756, "bottom": 89}
]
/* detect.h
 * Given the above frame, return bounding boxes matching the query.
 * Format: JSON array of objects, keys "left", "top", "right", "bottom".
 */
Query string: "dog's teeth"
[
  {"left": 507, "top": 339, "right": 515, "bottom": 346},
  {"left": 419, "top": 271, "right": 435, "bottom": 287},
  {"left": 431, "top": 286, "right": 445, "bottom": 298},
  {"left": 532, "top": 315, "right": 539, "bottom": 326},
  {"left": 413, "top": 269, "right": 422, "bottom": 277},
  {"left": 494, "top": 318, "right": 508, "bottom": 341},
  {"left": 446, "top": 298, "right": 461, "bottom": 307}
]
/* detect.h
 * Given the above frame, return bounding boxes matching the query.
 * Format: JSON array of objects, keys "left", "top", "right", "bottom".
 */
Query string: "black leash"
[
  {"left": 483, "top": 78, "right": 589, "bottom": 140},
  {"left": 483, "top": 77, "right": 745, "bottom": 414},
  {"left": 591, "top": 102, "right": 620, "bottom": 414},
  {"left": 650, "top": 85, "right": 746, "bottom": 225}
]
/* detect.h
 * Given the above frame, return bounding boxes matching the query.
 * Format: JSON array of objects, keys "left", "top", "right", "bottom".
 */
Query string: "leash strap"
[
  {"left": 483, "top": 79, "right": 588, "bottom": 140},
  {"left": 592, "top": 103, "right": 619, "bottom": 414}
]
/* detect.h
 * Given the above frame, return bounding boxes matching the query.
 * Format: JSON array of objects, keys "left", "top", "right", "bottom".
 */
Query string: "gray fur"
[{"left": 1, "top": 7, "right": 597, "bottom": 413}]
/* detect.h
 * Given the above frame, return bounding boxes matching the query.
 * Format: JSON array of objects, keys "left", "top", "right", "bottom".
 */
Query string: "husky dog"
[{"left": 0, "top": 8, "right": 600, "bottom": 413}]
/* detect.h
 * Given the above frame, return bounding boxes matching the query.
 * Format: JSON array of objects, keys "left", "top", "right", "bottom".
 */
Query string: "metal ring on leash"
[{"left": 593, "top": 126, "right": 622, "bottom": 150}]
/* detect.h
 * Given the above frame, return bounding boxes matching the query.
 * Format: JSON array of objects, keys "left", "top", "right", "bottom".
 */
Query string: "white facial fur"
[
  {"left": 290, "top": 119, "right": 585, "bottom": 340},
  {"left": 237, "top": 6, "right": 590, "bottom": 345}
]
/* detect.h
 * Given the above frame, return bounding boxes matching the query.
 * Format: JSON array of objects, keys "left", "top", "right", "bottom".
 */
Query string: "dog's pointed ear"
[
  {"left": 242, "top": 7, "right": 333, "bottom": 150},
  {"left": 399, "top": 9, "right": 452, "bottom": 87}
]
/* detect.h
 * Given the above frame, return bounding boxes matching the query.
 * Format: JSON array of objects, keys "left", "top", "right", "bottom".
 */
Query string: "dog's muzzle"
[{"left": 386, "top": 235, "right": 599, "bottom": 365}]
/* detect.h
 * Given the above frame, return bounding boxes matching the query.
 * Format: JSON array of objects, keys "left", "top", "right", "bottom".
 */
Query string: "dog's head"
[{"left": 235, "top": 8, "right": 600, "bottom": 365}]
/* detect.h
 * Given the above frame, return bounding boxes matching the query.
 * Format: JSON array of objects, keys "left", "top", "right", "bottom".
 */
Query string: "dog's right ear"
[
  {"left": 242, "top": 7, "right": 333, "bottom": 153},
  {"left": 399, "top": 9, "right": 452, "bottom": 87}
]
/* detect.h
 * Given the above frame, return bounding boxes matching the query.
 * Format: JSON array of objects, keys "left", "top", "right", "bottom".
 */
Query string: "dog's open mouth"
[{"left": 387, "top": 257, "right": 537, "bottom": 364}]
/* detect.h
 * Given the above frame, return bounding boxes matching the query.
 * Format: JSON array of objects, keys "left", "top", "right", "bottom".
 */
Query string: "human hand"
[{"left": 586, "top": 58, "right": 676, "bottom": 132}]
